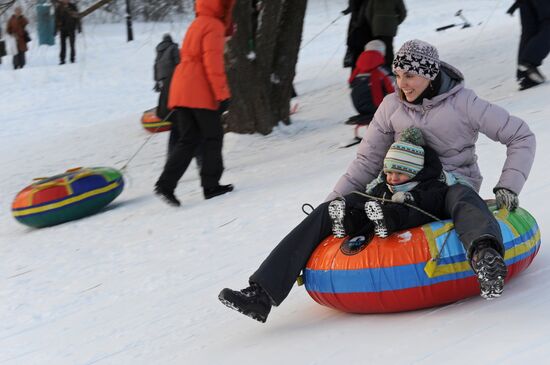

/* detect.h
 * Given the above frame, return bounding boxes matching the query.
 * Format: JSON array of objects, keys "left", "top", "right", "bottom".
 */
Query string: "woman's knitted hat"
[
  {"left": 383, "top": 127, "right": 426, "bottom": 178},
  {"left": 392, "top": 39, "right": 440, "bottom": 80}
]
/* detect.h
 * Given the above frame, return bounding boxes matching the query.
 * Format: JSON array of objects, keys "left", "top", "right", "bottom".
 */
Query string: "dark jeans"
[
  {"left": 156, "top": 107, "right": 224, "bottom": 192},
  {"left": 250, "top": 184, "right": 503, "bottom": 306},
  {"left": 518, "top": 0, "right": 550, "bottom": 66},
  {"left": 13, "top": 52, "right": 25, "bottom": 69},
  {"left": 60, "top": 31, "right": 76, "bottom": 63}
]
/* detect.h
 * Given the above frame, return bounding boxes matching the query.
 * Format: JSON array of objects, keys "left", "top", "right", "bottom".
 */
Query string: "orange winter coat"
[{"left": 168, "top": 0, "right": 234, "bottom": 111}]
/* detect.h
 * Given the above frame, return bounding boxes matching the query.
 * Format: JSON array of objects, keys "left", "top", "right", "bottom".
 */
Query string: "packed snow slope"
[{"left": 1, "top": 0, "right": 549, "bottom": 364}]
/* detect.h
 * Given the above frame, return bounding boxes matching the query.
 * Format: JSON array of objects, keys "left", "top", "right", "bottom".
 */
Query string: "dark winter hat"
[
  {"left": 392, "top": 39, "right": 440, "bottom": 81},
  {"left": 383, "top": 127, "right": 425, "bottom": 178},
  {"left": 163, "top": 33, "right": 173, "bottom": 42}
]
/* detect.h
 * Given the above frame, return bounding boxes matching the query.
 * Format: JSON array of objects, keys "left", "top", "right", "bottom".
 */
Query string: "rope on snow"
[{"left": 119, "top": 109, "right": 175, "bottom": 172}]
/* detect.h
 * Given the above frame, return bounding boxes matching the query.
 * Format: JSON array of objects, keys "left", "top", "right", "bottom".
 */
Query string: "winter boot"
[
  {"left": 470, "top": 241, "right": 508, "bottom": 300},
  {"left": 204, "top": 184, "right": 234, "bottom": 200},
  {"left": 328, "top": 197, "right": 347, "bottom": 238},
  {"left": 519, "top": 76, "right": 543, "bottom": 91},
  {"left": 518, "top": 63, "right": 545, "bottom": 89},
  {"left": 154, "top": 185, "right": 181, "bottom": 207},
  {"left": 516, "top": 67, "right": 526, "bottom": 81},
  {"left": 365, "top": 201, "right": 389, "bottom": 238},
  {"left": 218, "top": 284, "right": 272, "bottom": 323}
]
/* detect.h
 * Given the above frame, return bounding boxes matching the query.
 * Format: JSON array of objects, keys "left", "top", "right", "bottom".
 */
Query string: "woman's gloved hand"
[{"left": 495, "top": 188, "right": 519, "bottom": 211}]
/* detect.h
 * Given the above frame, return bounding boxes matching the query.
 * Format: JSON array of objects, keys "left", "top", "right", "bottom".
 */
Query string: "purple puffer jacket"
[{"left": 327, "top": 62, "right": 536, "bottom": 201}]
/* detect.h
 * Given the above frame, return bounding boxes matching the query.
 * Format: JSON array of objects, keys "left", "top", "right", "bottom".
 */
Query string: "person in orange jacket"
[{"left": 155, "top": 0, "right": 235, "bottom": 206}]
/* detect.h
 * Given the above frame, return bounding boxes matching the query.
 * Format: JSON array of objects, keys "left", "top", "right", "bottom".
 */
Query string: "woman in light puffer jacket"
[
  {"left": 328, "top": 39, "right": 535, "bottom": 298},
  {"left": 218, "top": 40, "right": 535, "bottom": 323}
]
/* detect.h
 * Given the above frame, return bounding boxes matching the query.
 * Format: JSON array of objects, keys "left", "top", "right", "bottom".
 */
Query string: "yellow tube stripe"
[
  {"left": 12, "top": 181, "right": 121, "bottom": 217},
  {"left": 144, "top": 121, "right": 171, "bottom": 127}
]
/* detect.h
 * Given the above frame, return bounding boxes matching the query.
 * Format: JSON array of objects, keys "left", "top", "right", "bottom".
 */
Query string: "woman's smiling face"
[{"left": 394, "top": 70, "right": 430, "bottom": 102}]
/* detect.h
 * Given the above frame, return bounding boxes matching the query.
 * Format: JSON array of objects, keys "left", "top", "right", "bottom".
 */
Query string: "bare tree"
[
  {"left": 0, "top": 0, "right": 16, "bottom": 16},
  {"left": 225, "top": 0, "right": 307, "bottom": 135}
]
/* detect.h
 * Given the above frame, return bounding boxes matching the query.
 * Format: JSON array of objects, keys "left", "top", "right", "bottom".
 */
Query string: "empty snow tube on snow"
[
  {"left": 141, "top": 107, "right": 171, "bottom": 133},
  {"left": 304, "top": 201, "right": 540, "bottom": 313},
  {"left": 12, "top": 167, "right": 124, "bottom": 228}
]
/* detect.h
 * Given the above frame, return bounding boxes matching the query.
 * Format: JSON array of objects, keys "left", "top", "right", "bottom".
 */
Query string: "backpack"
[{"left": 350, "top": 68, "right": 394, "bottom": 116}]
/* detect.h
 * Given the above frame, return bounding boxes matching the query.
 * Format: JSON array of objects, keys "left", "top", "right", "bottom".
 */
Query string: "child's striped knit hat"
[{"left": 383, "top": 127, "right": 425, "bottom": 178}]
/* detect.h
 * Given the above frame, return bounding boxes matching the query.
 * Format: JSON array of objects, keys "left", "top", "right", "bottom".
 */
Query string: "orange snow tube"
[
  {"left": 141, "top": 107, "right": 171, "bottom": 133},
  {"left": 304, "top": 202, "right": 540, "bottom": 313}
]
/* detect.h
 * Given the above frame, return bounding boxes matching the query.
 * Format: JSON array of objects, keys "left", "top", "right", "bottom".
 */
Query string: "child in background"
[{"left": 346, "top": 40, "right": 395, "bottom": 143}]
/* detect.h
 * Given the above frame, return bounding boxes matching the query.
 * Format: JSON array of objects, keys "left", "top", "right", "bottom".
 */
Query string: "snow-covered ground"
[{"left": 1, "top": 0, "right": 549, "bottom": 364}]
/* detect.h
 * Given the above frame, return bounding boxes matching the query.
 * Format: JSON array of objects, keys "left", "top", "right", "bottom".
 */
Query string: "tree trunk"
[
  {"left": 78, "top": 0, "right": 114, "bottom": 18},
  {"left": 225, "top": 0, "right": 307, "bottom": 135}
]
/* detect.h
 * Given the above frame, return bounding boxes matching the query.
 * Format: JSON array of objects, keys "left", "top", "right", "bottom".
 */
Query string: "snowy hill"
[{"left": 1, "top": 0, "right": 549, "bottom": 364}]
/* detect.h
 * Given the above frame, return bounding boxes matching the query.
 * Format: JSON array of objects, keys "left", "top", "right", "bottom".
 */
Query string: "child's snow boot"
[
  {"left": 218, "top": 284, "right": 272, "bottom": 323},
  {"left": 364, "top": 201, "right": 389, "bottom": 238},
  {"left": 470, "top": 240, "right": 508, "bottom": 300},
  {"left": 328, "top": 197, "right": 347, "bottom": 238}
]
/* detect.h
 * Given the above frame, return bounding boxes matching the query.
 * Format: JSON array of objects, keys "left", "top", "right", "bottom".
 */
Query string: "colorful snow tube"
[
  {"left": 304, "top": 202, "right": 540, "bottom": 313},
  {"left": 12, "top": 167, "right": 124, "bottom": 228},
  {"left": 141, "top": 107, "right": 171, "bottom": 133}
]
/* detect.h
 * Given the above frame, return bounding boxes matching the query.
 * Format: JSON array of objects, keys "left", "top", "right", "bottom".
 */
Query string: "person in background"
[
  {"left": 362, "top": 0, "right": 407, "bottom": 68},
  {"left": 6, "top": 6, "right": 29, "bottom": 70},
  {"left": 342, "top": 0, "right": 372, "bottom": 69},
  {"left": 507, "top": 0, "right": 550, "bottom": 90},
  {"left": 154, "top": 33, "right": 181, "bottom": 152},
  {"left": 154, "top": 0, "right": 235, "bottom": 207},
  {"left": 55, "top": 0, "right": 81, "bottom": 65},
  {"left": 0, "top": 26, "right": 5, "bottom": 64}
]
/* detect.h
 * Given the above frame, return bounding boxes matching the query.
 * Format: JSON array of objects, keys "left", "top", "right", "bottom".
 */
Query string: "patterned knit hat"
[
  {"left": 392, "top": 39, "right": 440, "bottom": 80},
  {"left": 383, "top": 127, "right": 425, "bottom": 178}
]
